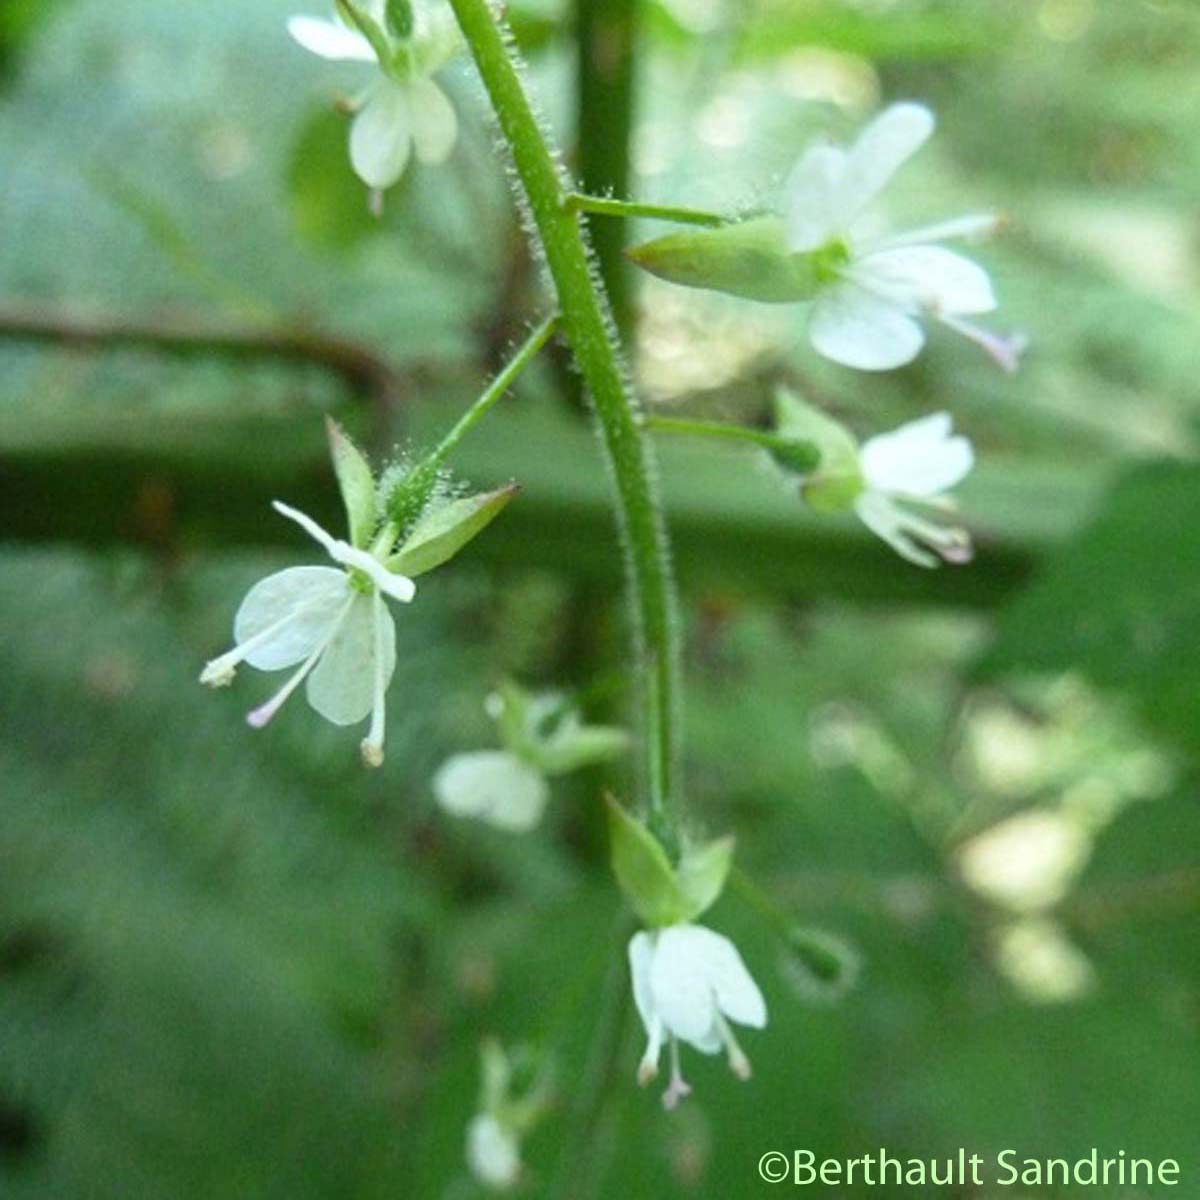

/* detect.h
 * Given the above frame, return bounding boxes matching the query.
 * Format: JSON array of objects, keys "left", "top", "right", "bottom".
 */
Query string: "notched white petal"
[
  {"left": 808, "top": 283, "right": 925, "bottom": 371},
  {"left": 233, "top": 566, "right": 351, "bottom": 671},
  {"left": 286, "top": 15, "right": 376, "bottom": 62},
  {"left": 409, "top": 77, "right": 459, "bottom": 165},
  {"left": 859, "top": 245, "right": 996, "bottom": 317},
  {"left": 433, "top": 751, "right": 549, "bottom": 831},
  {"left": 840, "top": 101, "right": 934, "bottom": 218},
  {"left": 784, "top": 143, "right": 847, "bottom": 253},
  {"left": 350, "top": 82, "right": 412, "bottom": 189},
  {"left": 306, "top": 591, "right": 396, "bottom": 724}
]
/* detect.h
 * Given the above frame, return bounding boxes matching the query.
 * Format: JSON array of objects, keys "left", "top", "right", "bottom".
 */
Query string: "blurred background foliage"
[{"left": 1, "top": 0, "right": 1199, "bottom": 1196}]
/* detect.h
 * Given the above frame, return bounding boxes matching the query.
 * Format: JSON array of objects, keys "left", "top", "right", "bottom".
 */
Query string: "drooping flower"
[
  {"left": 629, "top": 923, "right": 767, "bottom": 1109},
  {"left": 433, "top": 750, "right": 550, "bottom": 832},
  {"left": 466, "top": 1113, "right": 521, "bottom": 1192},
  {"left": 288, "top": 0, "right": 459, "bottom": 195},
  {"left": 199, "top": 500, "right": 414, "bottom": 766},
  {"left": 433, "top": 682, "right": 629, "bottom": 832},
  {"left": 784, "top": 102, "right": 1025, "bottom": 372},
  {"left": 853, "top": 412, "right": 975, "bottom": 567}
]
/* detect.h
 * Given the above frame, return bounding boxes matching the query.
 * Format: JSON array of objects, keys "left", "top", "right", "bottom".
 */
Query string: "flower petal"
[
  {"left": 233, "top": 566, "right": 351, "bottom": 671},
  {"left": 305, "top": 591, "right": 395, "bottom": 725},
  {"left": 409, "top": 77, "right": 458, "bottom": 165},
  {"left": 808, "top": 282, "right": 925, "bottom": 371},
  {"left": 857, "top": 245, "right": 996, "bottom": 316},
  {"left": 839, "top": 101, "right": 934, "bottom": 219},
  {"left": 286, "top": 15, "right": 376, "bottom": 61},
  {"left": 859, "top": 412, "right": 974, "bottom": 497},
  {"left": 649, "top": 925, "right": 723, "bottom": 1049},
  {"left": 784, "top": 143, "right": 847, "bottom": 252},
  {"left": 432, "top": 750, "right": 549, "bottom": 831},
  {"left": 628, "top": 931, "right": 659, "bottom": 1036},
  {"left": 466, "top": 1114, "right": 521, "bottom": 1190},
  {"left": 349, "top": 82, "right": 412, "bottom": 189},
  {"left": 683, "top": 924, "right": 767, "bottom": 1030}
]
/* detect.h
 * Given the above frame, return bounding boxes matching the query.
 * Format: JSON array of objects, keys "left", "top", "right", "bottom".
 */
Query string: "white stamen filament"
[
  {"left": 861, "top": 213, "right": 1002, "bottom": 254},
  {"left": 936, "top": 314, "right": 1027, "bottom": 373},
  {"left": 637, "top": 1021, "right": 663, "bottom": 1086},
  {"left": 245, "top": 598, "right": 354, "bottom": 728},
  {"left": 716, "top": 1014, "right": 752, "bottom": 1081},
  {"left": 360, "top": 591, "right": 388, "bottom": 768},
  {"left": 271, "top": 499, "right": 415, "bottom": 602},
  {"left": 199, "top": 601, "right": 321, "bottom": 687}
]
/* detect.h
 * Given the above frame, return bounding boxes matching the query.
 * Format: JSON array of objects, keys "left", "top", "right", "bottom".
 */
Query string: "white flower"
[
  {"left": 199, "top": 501, "right": 415, "bottom": 765},
  {"left": 628, "top": 923, "right": 767, "bottom": 1109},
  {"left": 433, "top": 750, "right": 550, "bottom": 832},
  {"left": 785, "top": 102, "right": 1025, "bottom": 372},
  {"left": 288, "top": 3, "right": 458, "bottom": 192},
  {"left": 466, "top": 1113, "right": 521, "bottom": 1191},
  {"left": 853, "top": 412, "right": 974, "bottom": 568}
]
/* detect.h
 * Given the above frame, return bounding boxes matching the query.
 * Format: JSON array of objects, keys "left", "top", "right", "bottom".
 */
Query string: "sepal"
[
  {"left": 627, "top": 217, "right": 821, "bottom": 304},
  {"left": 325, "top": 417, "right": 378, "bottom": 549},
  {"left": 773, "top": 389, "right": 863, "bottom": 512},
  {"left": 606, "top": 798, "right": 735, "bottom": 927},
  {"left": 388, "top": 484, "right": 519, "bottom": 577}
]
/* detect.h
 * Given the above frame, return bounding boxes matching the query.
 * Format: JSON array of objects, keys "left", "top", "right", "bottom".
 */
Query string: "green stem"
[
  {"left": 447, "top": 0, "right": 681, "bottom": 823},
  {"left": 564, "top": 191, "right": 728, "bottom": 228},
  {"left": 646, "top": 414, "right": 820, "bottom": 471},
  {"left": 427, "top": 314, "right": 558, "bottom": 467}
]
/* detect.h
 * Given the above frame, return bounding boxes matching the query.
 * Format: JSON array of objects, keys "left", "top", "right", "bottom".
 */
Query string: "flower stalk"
[{"left": 446, "top": 0, "right": 681, "bottom": 824}]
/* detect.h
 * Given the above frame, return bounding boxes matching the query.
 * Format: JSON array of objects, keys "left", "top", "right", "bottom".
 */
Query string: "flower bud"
[
  {"left": 627, "top": 217, "right": 821, "bottom": 304},
  {"left": 385, "top": 0, "right": 414, "bottom": 39}
]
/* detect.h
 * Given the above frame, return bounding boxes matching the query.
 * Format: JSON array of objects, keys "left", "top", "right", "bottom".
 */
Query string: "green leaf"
[
  {"left": 979, "top": 463, "right": 1200, "bottom": 760},
  {"left": 627, "top": 217, "right": 819, "bottom": 304},
  {"left": 675, "top": 834, "right": 735, "bottom": 921},
  {"left": 388, "top": 484, "right": 520, "bottom": 577},
  {"left": 325, "top": 417, "right": 377, "bottom": 549},
  {"left": 606, "top": 796, "right": 690, "bottom": 927}
]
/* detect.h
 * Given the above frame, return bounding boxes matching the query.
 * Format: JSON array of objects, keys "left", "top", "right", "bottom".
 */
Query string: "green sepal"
[
  {"left": 773, "top": 388, "right": 863, "bottom": 512},
  {"left": 534, "top": 718, "right": 630, "bottom": 776},
  {"left": 675, "top": 835, "right": 735, "bottom": 921},
  {"left": 325, "top": 417, "right": 378, "bottom": 549},
  {"left": 388, "top": 484, "right": 519, "bottom": 577},
  {"left": 606, "top": 797, "right": 692, "bottom": 927},
  {"left": 627, "top": 217, "right": 820, "bottom": 304}
]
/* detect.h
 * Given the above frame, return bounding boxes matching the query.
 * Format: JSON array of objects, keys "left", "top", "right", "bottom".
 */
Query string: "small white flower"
[
  {"left": 628, "top": 923, "right": 767, "bottom": 1109},
  {"left": 199, "top": 501, "right": 415, "bottom": 765},
  {"left": 433, "top": 750, "right": 550, "bottom": 832},
  {"left": 288, "top": 2, "right": 458, "bottom": 192},
  {"left": 466, "top": 1113, "right": 522, "bottom": 1191},
  {"left": 853, "top": 412, "right": 974, "bottom": 568},
  {"left": 785, "top": 102, "right": 1025, "bottom": 372}
]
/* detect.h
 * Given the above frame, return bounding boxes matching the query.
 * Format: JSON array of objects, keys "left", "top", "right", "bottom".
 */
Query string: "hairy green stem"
[
  {"left": 564, "top": 191, "right": 728, "bottom": 228},
  {"left": 447, "top": 0, "right": 680, "bottom": 822},
  {"left": 428, "top": 314, "right": 558, "bottom": 467}
]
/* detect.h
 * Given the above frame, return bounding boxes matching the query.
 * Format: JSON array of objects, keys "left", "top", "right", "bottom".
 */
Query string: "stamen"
[
  {"left": 937, "top": 315, "right": 1027, "bottom": 373},
  {"left": 245, "top": 598, "right": 354, "bottom": 728},
  {"left": 332, "top": 543, "right": 416, "bottom": 603},
  {"left": 637, "top": 1023, "right": 663, "bottom": 1086},
  {"left": 360, "top": 592, "right": 388, "bottom": 768},
  {"left": 198, "top": 604, "right": 316, "bottom": 687},
  {"left": 716, "top": 1015, "right": 752, "bottom": 1081},
  {"left": 272, "top": 501, "right": 341, "bottom": 556},
  {"left": 863, "top": 213, "right": 1003, "bottom": 253},
  {"left": 369, "top": 189, "right": 385, "bottom": 219},
  {"left": 661, "top": 1039, "right": 692, "bottom": 1110}
]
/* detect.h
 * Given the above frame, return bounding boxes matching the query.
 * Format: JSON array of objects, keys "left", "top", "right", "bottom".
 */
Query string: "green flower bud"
[
  {"left": 778, "top": 927, "right": 861, "bottom": 1005},
  {"left": 627, "top": 217, "right": 821, "bottom": 304},
  {"left": 385, "top": 0, "right": 414, "bottom": 39}
]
